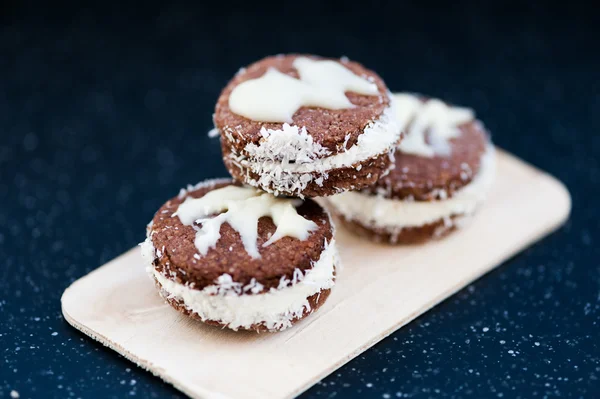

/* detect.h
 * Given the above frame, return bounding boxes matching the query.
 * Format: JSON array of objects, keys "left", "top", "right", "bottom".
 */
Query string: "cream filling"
[
  {"left": 225, "top": 103, "right": 399, "bottom": 196},
  {"left": 236, "top": 102, "right": 399, "bottom": 173},
  {"left": 148, "top": 240, "right": 337, "bottom": 332},
  {"left": 327, "top": 145, "right": 496, "bottom": 229}
]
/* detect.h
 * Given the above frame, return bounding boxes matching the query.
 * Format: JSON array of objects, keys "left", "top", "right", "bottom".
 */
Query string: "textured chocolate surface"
[
  {"left": 369, "top": 120, "right": 490, "bottom": 201},
  {"left": 332, "top": 114, "right": 490, "bottom": 242},
  {"left": 149, "top": 179, "right": 333, "bottom": 291},
  {"left": 335, "top": 214, "right": 466, "bottom": 245},
  {"left": 215, "top": 54, "right": 391, "bottom": 157},
  {"left": 221, "top": 143, "right": 395, "bottom": 197}
]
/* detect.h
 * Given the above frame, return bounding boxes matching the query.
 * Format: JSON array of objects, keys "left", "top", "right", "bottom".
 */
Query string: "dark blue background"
[{"left": 1, "top": 2, "right": 598, "bottom": 398}]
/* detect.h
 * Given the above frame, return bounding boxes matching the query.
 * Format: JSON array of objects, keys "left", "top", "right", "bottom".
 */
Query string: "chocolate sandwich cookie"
[
  {"left": 214, "top": 54, "right": 401, "bottom": 198},
  {"left": 140, "top": 178, "right": 338, "bottom": 332},
  {"left": 327, "top": 93, "right": 496, "bottom": 243}
]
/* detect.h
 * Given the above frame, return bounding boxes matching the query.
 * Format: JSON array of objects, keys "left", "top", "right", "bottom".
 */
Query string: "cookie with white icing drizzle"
[
  {"left": 326, "top": 93, "right": 496, "bottom": 244},
  {"left": 141, "top": 178, "right": 338, "bottom": 332},
  {"left": 214, "top": 54, "right": 402, "bottom": 198}
]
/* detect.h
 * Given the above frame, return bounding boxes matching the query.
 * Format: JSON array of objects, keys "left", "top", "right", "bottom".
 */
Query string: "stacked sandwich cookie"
[
  {"left": 215, "top": 54, "right": 401, "bottom": 198},
  {"left": 141, "top": 54, "right": 402, "bottom": 332},
  {"left": 326, "top": 93, "right": 496, "bottom": 243},
  {"left": 141, "top": 179, "right": 337, "bottom": 332},
  {"left": 141, "top": 56, "right": 496, "bottom": 331}
]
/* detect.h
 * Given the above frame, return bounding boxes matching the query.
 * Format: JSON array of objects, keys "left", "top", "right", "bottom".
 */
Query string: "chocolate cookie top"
[
  {"left": 214, "top": 54, "right": 392, "bottom": 157},
  {"left": 369, "top": 94, "right": 491, "bottom": 201},
  {"left": 147, "top": 179, "right": 333, "bottom": 292}
]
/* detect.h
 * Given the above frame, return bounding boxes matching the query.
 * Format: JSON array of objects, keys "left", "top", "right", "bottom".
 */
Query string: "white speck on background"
[{"left": 23, "top": 132, "right": 39, "bottom": 152}]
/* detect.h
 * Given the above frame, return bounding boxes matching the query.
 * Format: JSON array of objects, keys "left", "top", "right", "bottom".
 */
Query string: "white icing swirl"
[
  {"left": 327, "top": 145, "right": 496, "bottom": 229},
  {"left": 394, "top": 93, "right": 474, "bottom": 157},
  {"left": 229, "top": 57, "right": 379, "bottom": 123},
  {"left": 173, "top": 185, "right": 318, "bottom": 258}
]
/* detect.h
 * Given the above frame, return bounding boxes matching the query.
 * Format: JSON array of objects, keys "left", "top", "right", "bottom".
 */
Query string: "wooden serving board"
[{"left": 61, "top": 150, "right": 571, "bottom": 399}]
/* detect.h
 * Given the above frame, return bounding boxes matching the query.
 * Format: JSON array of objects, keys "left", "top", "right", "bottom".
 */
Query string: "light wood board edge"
[{"left": 61, "top": 149, "right": 572, "bottom": 399}]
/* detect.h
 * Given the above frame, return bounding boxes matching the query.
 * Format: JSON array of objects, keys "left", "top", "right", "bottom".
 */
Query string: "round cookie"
[
  {"left": 140, "top": 178, "right": 338, "bottom": 332},
  {"left": 326, "top": 93, "right": 496, "bottom": 244},
  {"left": 214, "top": 54, "right": 401, "bottom": 198}
]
